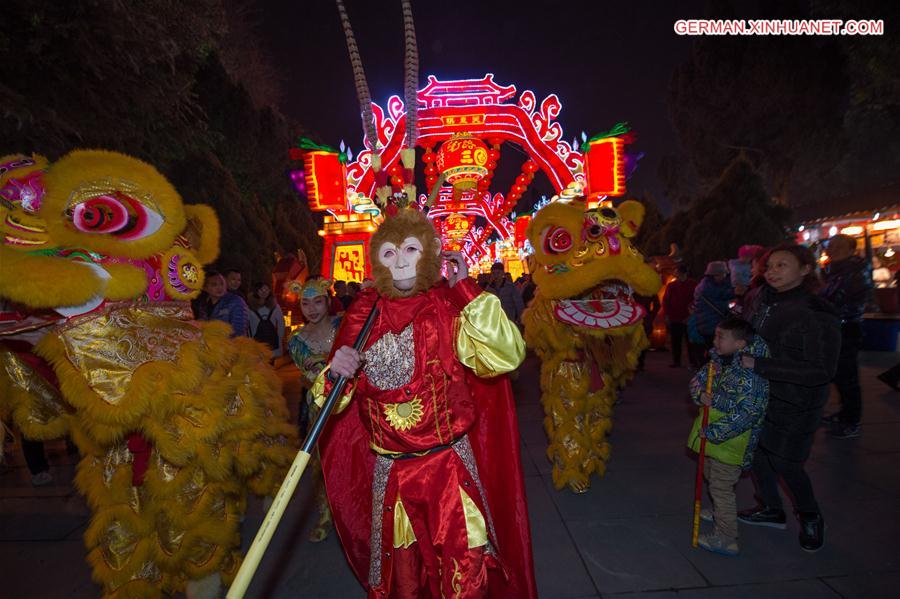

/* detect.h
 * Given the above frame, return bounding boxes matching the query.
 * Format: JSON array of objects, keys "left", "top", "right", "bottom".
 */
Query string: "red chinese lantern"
[
  {"left": 584, "top": 137, "right": 626, "bottom": 197},
  {"left": 303, "top": 151, "right": 347, "bottom": 211},
  {"left": 436, "top": 133, "right": 489, "bottom": 196}
]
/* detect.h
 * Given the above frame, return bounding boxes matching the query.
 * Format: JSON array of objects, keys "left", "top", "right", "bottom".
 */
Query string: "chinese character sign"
[{"left": 331, "top": 241, "right": 366, "bottom": 283}]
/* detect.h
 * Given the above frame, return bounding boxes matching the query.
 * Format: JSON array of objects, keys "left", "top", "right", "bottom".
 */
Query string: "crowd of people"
[
  {"left": 673, "top": 237, "right": 881, "bottom": 558},
  {"left": 7, "top": 237, "right": 892, "bottom": 578}
]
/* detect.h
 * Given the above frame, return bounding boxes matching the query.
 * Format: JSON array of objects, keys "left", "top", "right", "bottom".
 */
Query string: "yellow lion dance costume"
[
  {"left": 0, "top": 151, "right": 297, "bottom": 598},
  {"left": 522, "top": 190, "right": 661, "bottom": 493}
]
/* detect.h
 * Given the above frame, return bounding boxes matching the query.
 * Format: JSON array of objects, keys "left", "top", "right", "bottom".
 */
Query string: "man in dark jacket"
[{"left": 821, "top": 235, "right": 873, "bottom": 438}]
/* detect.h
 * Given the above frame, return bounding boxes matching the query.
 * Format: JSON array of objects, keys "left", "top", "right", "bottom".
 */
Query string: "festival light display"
[
  {"left": 290, "top": 74, "right": 635, "bottom": 282},
  {"left": 436, "top": 133, "right": 490, "bottom": 197},
  {"left": 303, "top": 151, "right": 347, "bottom": 211},
  {"left": 584, "top": 137, "right": 626, "bottom": 197}
]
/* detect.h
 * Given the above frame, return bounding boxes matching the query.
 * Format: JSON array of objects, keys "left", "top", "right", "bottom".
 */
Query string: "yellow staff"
[{"left": 228, "top": 300, "right": 380, "bottom": 598}]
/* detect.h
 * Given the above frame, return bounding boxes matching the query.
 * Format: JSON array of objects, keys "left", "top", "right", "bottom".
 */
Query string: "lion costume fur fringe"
[{"left": 0, "top": 150, "right": 297, "bottom": 598}]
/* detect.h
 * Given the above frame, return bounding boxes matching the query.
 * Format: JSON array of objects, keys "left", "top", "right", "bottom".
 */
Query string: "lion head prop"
[
  {"left": 522, "top": 190, "right": 662, "bottom": 493},
  {"left": 0, "top": 150, "right": 218, "bottom": 316},
  {"left": 527, "top": 195, "right": 660, "bottom": 335}
]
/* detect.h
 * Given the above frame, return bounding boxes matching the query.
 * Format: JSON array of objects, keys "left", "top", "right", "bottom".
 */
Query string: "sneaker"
[
  {"left": 697, "top": 532, "right": 739, "bottom": 556},
  {"left": 821, "top": 412, "right": 843, "bottom": 425},
  {"left": 799, "top": 512, "right": 825, "bottom": 552},
  {"left": 700, "top": 507, "right": 714, "bottom": 523},
  {"left": 829, "top": 423, "right": 861, "bottom": 439},
  {"left": 737, "top": 506, "right": 787, "bottom": 529},
  {"left": 31, "top": 471, "right": 53, "bottom": 486}
]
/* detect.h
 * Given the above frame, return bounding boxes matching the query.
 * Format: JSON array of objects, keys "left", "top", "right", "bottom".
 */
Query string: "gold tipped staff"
[
  {"left": 227, "top": 300, "right": 380, "bottom": 598},
  {"left": 691, "top": 361, "right": 715, "bottom": 547}
]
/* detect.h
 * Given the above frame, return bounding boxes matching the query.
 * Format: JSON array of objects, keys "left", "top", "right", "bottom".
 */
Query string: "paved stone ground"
[{"left": 2, "top": 351, "right": 898, "bottom": 598}]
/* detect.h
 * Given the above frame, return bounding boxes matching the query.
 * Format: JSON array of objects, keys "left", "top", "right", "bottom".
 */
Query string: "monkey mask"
[{"left": 370, "top": 208, "right": 442, "bottom": 299}]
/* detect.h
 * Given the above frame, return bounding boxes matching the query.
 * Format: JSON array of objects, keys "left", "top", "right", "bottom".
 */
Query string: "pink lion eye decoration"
[
  {"left": 73, "top": 195, "right": 129, "bottom": 232},
  {"left": 69, "top": 192, "right": 164, "bottom": 240},
  {"left": 543, "top": 226, "right": 573, "bottom": 255}
]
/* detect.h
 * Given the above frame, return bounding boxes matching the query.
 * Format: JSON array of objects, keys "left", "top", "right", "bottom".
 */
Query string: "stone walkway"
[{"left": 2, "top": 351, "right": 898, "bottom": 598}]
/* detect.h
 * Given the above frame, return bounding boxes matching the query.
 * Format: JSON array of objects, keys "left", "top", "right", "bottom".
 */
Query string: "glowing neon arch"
[
  {"left": 295, "top": 74, "right": 627, "bottom": 281},
  {"left": 347, "top": 74, "right": 583, "bottom": 197}
]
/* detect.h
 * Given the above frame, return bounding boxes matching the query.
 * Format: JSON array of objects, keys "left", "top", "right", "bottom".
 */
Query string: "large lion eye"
[
  {"left": 542, "top": 226, "right": 573, "bottom": 255},
  {"left": 70, "top": 192, "right": 163, "bottom": 240}
]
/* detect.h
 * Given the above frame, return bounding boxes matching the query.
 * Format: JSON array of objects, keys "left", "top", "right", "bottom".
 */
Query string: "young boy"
[{"left": 688, "top": 317, "right": 769, "bottom": 556}]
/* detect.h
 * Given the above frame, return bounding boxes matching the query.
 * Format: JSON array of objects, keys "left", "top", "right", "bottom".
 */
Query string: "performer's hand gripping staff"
[
  {"left": 691, "top": 361, "right": 715, "bottom": 548},
  {"left": 228, "top": 299, "right": 380, "bottom": 599}
]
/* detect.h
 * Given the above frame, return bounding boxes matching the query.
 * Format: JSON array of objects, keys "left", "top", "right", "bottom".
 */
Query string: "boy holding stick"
[{"left": 688, "top": 317, "right": 769, "bottom": 556}]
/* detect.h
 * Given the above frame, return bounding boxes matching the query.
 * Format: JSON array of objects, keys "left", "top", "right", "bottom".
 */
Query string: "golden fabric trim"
[
  {"left": 130, "top": 561, "right": 161, "bottom": 584},
  {"left": 392, "top": 497, "right": 417, "bottom": 549},
  {"left": 459, "top": 486, "right": 488, "bottom": 549},
  {"left": 368, "top": 443, "right": 432, "bottom": 457},
  {"left": 156, "top": 452, "right": 180, "bottom": 483},
  {"left": 157, "top": 512, "right": 186, "bottom": 556},
  {"left": 310, "top": 367, "right": 354, "bottom": 413},
  {"left": 58, "top": 302, "right": 200, "bottom": 405},
  {"left": 427, "top": 363, "right": 445, "bottom": 444},
  {"left": 451, "top": 557, "right": 463, "bottom": 598},
  {"left": 103, "top": 442, "right": 132, "bottom": 488},
  {"left": 0, "top": 349, "right": 69, "bottom": 425},
  {"left": 382, "top": 397, "right": 424, "bottom": 431},
  {"left": 101, "top": 520, "right": 139, "bottom": 572},
  {"left": 455, "top": 292, "right": 525, "bottom": 377}
]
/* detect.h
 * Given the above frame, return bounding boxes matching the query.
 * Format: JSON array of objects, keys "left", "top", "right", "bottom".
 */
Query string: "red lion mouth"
[{"left": 552, "top": 281, "right": 646, "bottom": 330}]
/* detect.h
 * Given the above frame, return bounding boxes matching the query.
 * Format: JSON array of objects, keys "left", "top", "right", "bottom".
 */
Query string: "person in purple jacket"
[{"left": 199, "top": 270, "right": 249, "bottom": 337}]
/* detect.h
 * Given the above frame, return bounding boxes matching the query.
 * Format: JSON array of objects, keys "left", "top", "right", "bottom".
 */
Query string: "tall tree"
[
  {"left": 630, "top": 195, "right": 668, "bottom": 256},
  {"left": 681, "top": 156, "right": 792, "bottom": 274},
  {"left": 668, "top": 0, "right": 850, "bottom": 207},
  {"left": 0, "top": 0, "right": 321, "bottom": 283}
]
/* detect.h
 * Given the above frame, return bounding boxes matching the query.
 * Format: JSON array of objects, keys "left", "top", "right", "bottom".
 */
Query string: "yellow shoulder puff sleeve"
[
  {"left": 455, "top": 292, "right": 525, "bottom": 377},
  {"left": 309, "top": 366, "right": 355, "bottom": 413}
]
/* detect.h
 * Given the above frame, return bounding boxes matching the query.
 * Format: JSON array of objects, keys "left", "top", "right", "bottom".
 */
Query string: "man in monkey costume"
[{"left": 311, "top": 206, "right": 537, "bottom": 598}]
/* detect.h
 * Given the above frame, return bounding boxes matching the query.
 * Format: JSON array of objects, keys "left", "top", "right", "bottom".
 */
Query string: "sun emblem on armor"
[{"left": 383, "top": 397, "right": 424, "bottom": 431}]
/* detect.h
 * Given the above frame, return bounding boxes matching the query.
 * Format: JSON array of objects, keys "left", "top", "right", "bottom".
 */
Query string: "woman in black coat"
[{"left": 738, "top": 244, "right": 840, "bottom": 553}]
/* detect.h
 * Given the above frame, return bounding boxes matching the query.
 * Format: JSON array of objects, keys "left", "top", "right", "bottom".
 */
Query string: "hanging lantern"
[
  {"left": 514, "top": 215, "right": 532, "bottom": 247},
  {"left": 303, "top": 151, "right": 347, "bottom": 211},
  {"left": 436, "top": 133, "right": 489, "bottom": 197}
]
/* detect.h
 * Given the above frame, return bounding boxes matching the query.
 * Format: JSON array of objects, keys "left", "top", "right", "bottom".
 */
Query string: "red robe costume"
[{"left": 317, "top": 278, "right": 537, "bottom": 598}]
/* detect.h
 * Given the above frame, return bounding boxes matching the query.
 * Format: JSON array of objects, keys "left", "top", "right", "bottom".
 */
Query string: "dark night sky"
[{"left": 257, "top": 0, "right": 710, "bottom": 213}]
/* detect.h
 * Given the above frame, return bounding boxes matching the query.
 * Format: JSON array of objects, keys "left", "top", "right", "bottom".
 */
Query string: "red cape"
[{"left": 319, "top": 286, "right": 537, "bottom": 598}]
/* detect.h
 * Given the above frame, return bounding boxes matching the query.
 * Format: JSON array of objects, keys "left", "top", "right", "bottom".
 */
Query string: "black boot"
[
  {"left": 799, "top": 512, "right": 825, "bottom": 552},
  {"left": 737, "top": 506, "right": 787, "bottom": 529}
]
